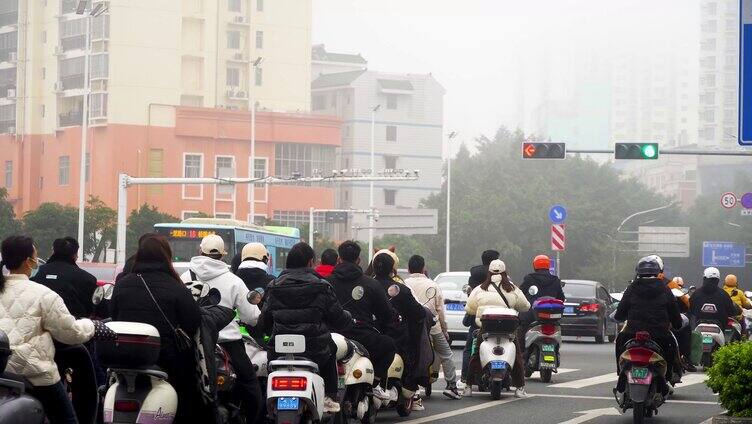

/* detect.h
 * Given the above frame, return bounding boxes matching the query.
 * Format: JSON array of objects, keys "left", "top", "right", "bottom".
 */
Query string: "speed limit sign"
[{"left": 721, "top": 192, "right": 737, "bottom": 209}]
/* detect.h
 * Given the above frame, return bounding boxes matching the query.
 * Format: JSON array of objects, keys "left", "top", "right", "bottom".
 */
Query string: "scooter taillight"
[
  {"left": 114, "top": 400, "right": 140, "bottom": 412},
  {"left": 727, "top": 319, "right": 737, "bottom": 328},
  {"left": 272, "top": 376, "right": 308, "bottom": 391},
  {"left": 541, "top": 324, "right": 557, "bottom": 336}
]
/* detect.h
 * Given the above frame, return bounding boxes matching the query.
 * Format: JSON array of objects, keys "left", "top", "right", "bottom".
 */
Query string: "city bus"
[{"left": 154, "top": 218, "right": 301, "bottom": 276}]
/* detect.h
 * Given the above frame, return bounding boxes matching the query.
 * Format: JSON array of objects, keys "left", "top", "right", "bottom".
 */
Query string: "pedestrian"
[{"left": 315, "top": 248, "right": 338, "bottom": 278}]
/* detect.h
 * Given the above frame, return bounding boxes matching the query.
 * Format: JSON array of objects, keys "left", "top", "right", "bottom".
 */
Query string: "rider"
[
  {"left": 328, "top": 240, "right": 397, "bottom": 402},
  {"left": 614, "top": 256, "right": 683, "bottom": 393},
  {"left": 689, "top": 267, "right": 739, "bottom": 329},
  {"left": 722, "top": 274, "right": 752, "bottom": 329},
  {"left": 234, "top": 242, "right": 275, "bottom": 292},
  {"left": 667, "top": 276, "right": 694, "bottom": 372},
  {"left": 180, "top": 234, "right": 263, "bottom": 424},
  {"left": 315, "top": 248, "right": 338, "bottom": 278},
  {"left": 465, "top": 259, "right": 531, "bottom": 398},
  {"left": 258, "top": 242, "right": 352, "bottom": 414}
]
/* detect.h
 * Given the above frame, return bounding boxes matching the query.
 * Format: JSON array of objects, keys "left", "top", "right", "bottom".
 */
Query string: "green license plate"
[
  {"left": 703, "top": 336, "right": 713, "bottom": 344},
  {"left": 542, "top": 344, "right": 556, "bottom": 352},
  {"left": 631, "top": 367, "right": 648, "bottom": 379}
]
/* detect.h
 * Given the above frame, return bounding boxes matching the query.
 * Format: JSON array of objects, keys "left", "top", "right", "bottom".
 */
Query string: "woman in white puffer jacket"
[
  {"left": 0, "top": 235, "right": 109, "bottom": 424},
  {"left": 465, "top": 259, "right": 530, "bottom": 398}
]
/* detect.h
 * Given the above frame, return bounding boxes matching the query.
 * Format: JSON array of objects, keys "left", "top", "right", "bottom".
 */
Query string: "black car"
[{"left": 560, "top": 279, "right": 619, "bottom": 343}]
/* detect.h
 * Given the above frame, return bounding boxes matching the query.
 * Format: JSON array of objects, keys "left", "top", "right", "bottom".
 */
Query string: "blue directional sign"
[
  {"left": 702, "top": 241, "right": 747, "bottom": 267},
  {"left": 549, "top": 205, "right": 567, "bottom": 224},
  {"left": 740, "top": 0, "right": 752, "bottom": 145}
]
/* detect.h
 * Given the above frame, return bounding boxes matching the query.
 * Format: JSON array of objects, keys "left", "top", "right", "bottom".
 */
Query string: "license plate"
[
  {"left": 277, "top": 397, "right": 299, "bottom": 411},
  {"left": 564, "top": 306, "right": 575, "bottom": 314},
  {"left": 543, "top": 355, "right": 556, "bottom": 362},
  {"left": 490, "top": 361, "right": 506, "bottom": 370},
  {"left": 703, "top": 336, "right": 713, "bottom": 344},
  {"left": 542, "top": 344, "right": 556, "bottom": 352},
  {"left": 445, "top": 303, "right": 464, "bottom": 311},
  {"left": 631, "top": 367, "right": 648, "bottom": 379}
]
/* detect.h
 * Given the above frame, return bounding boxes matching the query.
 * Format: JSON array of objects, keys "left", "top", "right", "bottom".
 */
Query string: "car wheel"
[{"left": 595, "top": 320, "right": 606, "bottom": 344}]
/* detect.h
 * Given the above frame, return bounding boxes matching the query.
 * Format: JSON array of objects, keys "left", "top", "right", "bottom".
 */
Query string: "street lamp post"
[
  {"left": 445, "top": 131, "right": 457, "bottom": 272},
  {"left": 249, "top": 57, "right": 263, "bottom": 224},
  {"left": 368, "top": 104, "right": 381, "bottom": 263}
]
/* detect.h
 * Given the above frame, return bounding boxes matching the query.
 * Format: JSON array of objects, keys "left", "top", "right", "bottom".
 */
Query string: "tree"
[
  {"left": 22, "top": 203, "right": 78, "bottom": 258},
  {"left": 126, "top": 204, "right": 179, "bottom": 255},
  {"left": 0, "top": 188, "right": 19, "bottom": 240},
  {"left": 84, "top": 196, "right": 117, "bottom": 262}
]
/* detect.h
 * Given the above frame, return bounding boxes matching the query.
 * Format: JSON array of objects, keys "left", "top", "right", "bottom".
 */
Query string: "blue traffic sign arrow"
[
  {"left": 740, "top": 0, "right": 752, "bottom": 145},
  {"left": 702, "top": 241, "right": 746, "bottom": 268},
  {"left": 549, "top": 205, "right": 567, "bottom": 224}
]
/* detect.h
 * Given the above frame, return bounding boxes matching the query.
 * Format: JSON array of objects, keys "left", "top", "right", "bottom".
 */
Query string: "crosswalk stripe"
[
  {"left": 548, "top": 373, "right": 618, "bottom": 389},
  {"left": 674, "top": 373, "right": 707, "bottom": 388},
  {"left": 437, "top": 368, "right": 579, "bottom": 380}
]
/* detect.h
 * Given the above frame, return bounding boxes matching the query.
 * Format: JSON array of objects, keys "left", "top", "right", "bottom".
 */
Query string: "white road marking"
[
  {"left": 557, "top": 407, "right": 620, "bottom": 424},
  {"left": 528, "top": 393, "right": 719, "bottom": 406},
  {"left": 548, "top": 373, "right": 618, "bottom": 389},
  {"left": 675, "top": 373, "right": 708, "bottom": 388},
  {"left": 398, "top": 396, "right": 522, "bottom": 424},
  {"left": 437, "top": 368, "right": 579, "bottom": 380}
]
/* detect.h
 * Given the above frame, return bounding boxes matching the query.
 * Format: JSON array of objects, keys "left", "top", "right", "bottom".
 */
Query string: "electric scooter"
[
  {"left": 476, "top": 307, "right": 520, "bottom": 400},
  {"left": 332, "top": 332, "right": 377, "bottom": 423},
  {"left": 524, "top": 297, "right": 565, "bottom": 383}
]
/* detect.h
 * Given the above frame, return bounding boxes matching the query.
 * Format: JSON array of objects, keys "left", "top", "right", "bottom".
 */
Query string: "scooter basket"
[
  {"left": 533, "top": 298, "right": 565, "bottom": 321},
  {"left": 480, "top": 307, "right": 520, "bottom": 334},
  {"left": 97, "top": 322, "right": 161, "bottom": 368}
]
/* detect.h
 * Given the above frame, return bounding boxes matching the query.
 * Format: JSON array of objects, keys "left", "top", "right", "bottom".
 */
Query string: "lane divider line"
[{"left": 397, "top": 396, "right": 523, "bottom": 424}]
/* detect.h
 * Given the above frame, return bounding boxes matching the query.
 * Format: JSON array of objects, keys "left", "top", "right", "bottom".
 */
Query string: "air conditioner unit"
[
  {"left": 8, "top": 52, "right": 17, "bottom": 62},
  {"left": 234, "top": 16, "right": 246, "bottom": 24},
  {"left": 227, "top": 89, "right": 236, "bottom": 98},
  {"left": 6, "top": 88, "right": 15, "bottom": 98},
  {"left": 236, "top": 91, "right": 247, "bottom": 99},
  {"left": 54, "top": 82, "right": 62, "bottom": 92},
  {"left": 53, "top": 46, "right": 63, "bottom": 55},
  {"left": 234, "top": 52, "right": 244, "bottom": 60}
]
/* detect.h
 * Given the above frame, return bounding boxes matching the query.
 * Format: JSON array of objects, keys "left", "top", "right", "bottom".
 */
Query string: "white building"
[{"left": 311, "top": 46, "right": 444, "bottom": 240}]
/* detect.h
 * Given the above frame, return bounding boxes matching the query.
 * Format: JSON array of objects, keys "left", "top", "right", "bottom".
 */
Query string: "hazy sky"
[{"left": 313, "top": 0, "right": 699, "bottom": 155}]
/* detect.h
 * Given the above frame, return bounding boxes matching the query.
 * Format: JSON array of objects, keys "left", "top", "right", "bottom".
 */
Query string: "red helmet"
[{"left": 533, "top": 255, "right": 551, "bottom": 270}]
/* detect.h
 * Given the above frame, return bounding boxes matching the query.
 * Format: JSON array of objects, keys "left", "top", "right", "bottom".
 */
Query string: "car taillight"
[
  {"left": 271, "top": 376, "right": 307, "bottom": 391},
  {"left": 541, "top": 324, "right": 556, "bottom": 336},
  {"left": 114, "top": 400, "right": 140, "bottom": 412},
  {"left": 625, "top": 347, "right": 655, "bottom": 366},
  {"left": 635, "top": 331, "right": 650, "bottom": 342},
  {"left": 579, "top": 303, "right": 600, "bottom": 313}
]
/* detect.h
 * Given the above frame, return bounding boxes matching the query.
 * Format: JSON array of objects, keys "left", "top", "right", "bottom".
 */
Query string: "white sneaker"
[
  {"left": 462, "top": 385, "right": 473, "bottom": 396},
  {"left": 411, "top": 396, "right": 425, "bottom": 411},
  {"left": 372, "top": 385, "right": 391, "bottom": 401},
  {"left": 323, "top": 396, "right": 341, "bottom": 413},
  {"left": 514, "top": 388, "right": 528, "bottom": 398},
  {"left": 388, "top": 387, "right": 399, "bottom": 402},
  {"left": 456, "top": 380, "right": 467, "bottom": 390}
]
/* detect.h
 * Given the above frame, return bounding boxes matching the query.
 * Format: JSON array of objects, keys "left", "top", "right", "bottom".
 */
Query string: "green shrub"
[{"left": 706, "top": 342, "right": 752, "bottom": 418}]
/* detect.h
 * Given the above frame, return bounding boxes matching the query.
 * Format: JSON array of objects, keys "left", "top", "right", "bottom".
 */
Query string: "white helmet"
[
  {"left": 703, "top": 267, "right": 720, "bottom": 280},
  {"left": 645, "top": 254, "right": 664, "bottom": 272}
]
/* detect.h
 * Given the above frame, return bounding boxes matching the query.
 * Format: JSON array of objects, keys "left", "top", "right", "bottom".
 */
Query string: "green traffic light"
[{"left": 641, "top": 144, "right": 658, "bottom": 159}]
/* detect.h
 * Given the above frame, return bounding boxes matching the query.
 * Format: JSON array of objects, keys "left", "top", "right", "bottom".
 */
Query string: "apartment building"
[{"left": 0, "top": 0, "right": 345, "bottom": 229}]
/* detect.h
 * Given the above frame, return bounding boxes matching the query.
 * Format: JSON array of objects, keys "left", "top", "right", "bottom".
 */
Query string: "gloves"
[{"left": 92, "top": 320, "right": 117, "bottom": 341}]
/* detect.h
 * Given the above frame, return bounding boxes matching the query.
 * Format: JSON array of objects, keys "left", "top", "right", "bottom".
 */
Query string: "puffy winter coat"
[
  {"left": 259, "top": 268, "right": 351, "bottom": 360},
  {"left": 32, "top": 256, "right": 98, "bottom": 319},
  {"left": 723, "top": 282, "right": 752, "bottom": 319},
  {"left": 404, "top": 273, "right": 447, "bottom": 335},
  {"left": 0, "top": 274, "right": 95, "bottom": 386},
  {"left": 181, "top": 256, "right": 260, "bottom": 343},
  {"left": 615, "top": 277, "right": 683, "bottom": 332},
  {"left": 328, "top": 262, "right": 393, "bottom": 330},
  {"left": 466, "top": 281, "right": 531, "bottom": 327}
]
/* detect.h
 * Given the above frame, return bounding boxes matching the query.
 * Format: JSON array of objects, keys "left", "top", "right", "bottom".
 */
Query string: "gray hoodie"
[{"left": 181, "top": 256, "right": 260, "bottom": 342}]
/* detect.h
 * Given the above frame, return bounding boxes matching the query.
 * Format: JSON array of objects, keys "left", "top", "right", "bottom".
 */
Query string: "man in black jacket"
[
  {"left": 259, "top": 242, "right": 351, "bottom": 414},
  {"left": 328, "top": 241, "right": 396, "bottom": 401},
  {"left": 689, "top": 267, "right": 739, "bottom": 328},
  {"left": 235, "top": 242, "right": 275, "bottom": 292},
  {"left": 519, "top": 255, "right": 565, "bottom": 324},
  {"left": 33, "top": 237, "right": 97, "bottom": 319}
]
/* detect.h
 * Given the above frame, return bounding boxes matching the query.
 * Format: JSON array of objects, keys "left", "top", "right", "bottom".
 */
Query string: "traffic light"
[
  {"left": 521, "top": 142, "right": 566, "bottom": 159},
  {"left": 614, "top": 143, "right": 659, "bottom": 160}
]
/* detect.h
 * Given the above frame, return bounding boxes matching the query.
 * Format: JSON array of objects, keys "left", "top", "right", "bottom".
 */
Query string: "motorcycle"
[
  {"left": 724, "top": 318, "right": 743, "bottom": 344},
  {"left": 524, "top": 297, "right": 565, "bottom": 383},
  {"left": 613, "top": 331, "right": 668, "bottom": 424},
  {"left": 266, "top": 334, "right": 326, "bottom": 424},
  {"left": 695, "top": 320, "right": 725, "bottom": 368},
  {"left": 0, "top": 330, "right": 46, "bottom": 424},
  {"left": 331, "top": 332, "right": 378, "bottom": 423},
  {"left": 474, "top": 307, "right": 520, "bottom": 400}
]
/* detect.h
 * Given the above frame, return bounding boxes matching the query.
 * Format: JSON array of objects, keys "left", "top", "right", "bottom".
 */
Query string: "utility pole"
[
  {"left": 249, "top": 57, "right": 263, "bottom": 223},
  {"left": 368, "top": 104, "right": 381, "bottom": 263},
  {"left": 445, "top": 131, "right": 457, "bottom": 272}
]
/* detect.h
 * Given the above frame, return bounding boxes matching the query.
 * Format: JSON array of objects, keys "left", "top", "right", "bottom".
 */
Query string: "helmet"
[
  {"left": 645, "top": 254, "right": 664, "bottom": 272},
  {"left": 672, "top": 276, "right": 684, "bottom": 287},
  {"left": 703, "top": 267, "right": 720, "bottom": 280},
  {"left": 725, "top": 274, "right": 738, "bottom": 287},
  {"left": 533, "top": 255, "right": 551, "bottom": 270},
  {"left": 635, "top": 256, "right": 662, "bottom": 277}
]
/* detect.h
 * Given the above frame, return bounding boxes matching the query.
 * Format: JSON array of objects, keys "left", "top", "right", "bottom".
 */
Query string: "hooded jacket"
[
  {"left": 468, "top": 264, "right": 487, "bottom": 291},
  {"left": 259, "top": 268, "right": 351, "bottom": 360},
  {"left": 722, "top": 279, "right": 752, "bottom": 315},
  {"left": 328, "top": 262, "right": 393, "bottom": 330},
  {"left": 689, "top": 278, "right": 738, "bottom": 327},
  {"left": 32, "top": 255, "right": 98, "bottom": 319},
  {"left": 614, "top": 277, "right": 682, "bottom": 332},
  {"left": 181, "top": 256, "right": 260, "bottom": 343},
  {"left": 235, "top": 260, "right": 275, "bottom": 292}
]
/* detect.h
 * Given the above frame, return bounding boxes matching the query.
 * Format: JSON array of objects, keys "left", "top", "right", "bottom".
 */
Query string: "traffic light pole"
[{"left": 565, "top": 149, "right": 752, "bottom": 156}]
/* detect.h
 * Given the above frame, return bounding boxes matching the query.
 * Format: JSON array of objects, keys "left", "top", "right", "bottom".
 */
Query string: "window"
[
  {"left": 254, "top": 67, "right": 262, "bottom": 86},
  {"left": 216, "top": 156, "right": 235, "bottom": 196},
  {"left": 273, "top": 210, "right": 332, "bottom": 236},
  {"left": 252, "top": 157, "right": 267, "bottom": 185},
  {"left": 226, "top": 67, "right": 240, "bottom": 87},
  {"left": 90, "top": 54, "right": 108, "bottom": 79},
  {"left": 312, "top": 94, "right": 325, "bottom": 110},
  {"left": 90, "top": 93, "right": 107, "bottom": 118},
  {"left": 215, "top": 213, "right": 233, "bottom": 219},
  {"left": 386, "top": 94, "right": 398, "bottom": 109},
  {"left": 184, "top": 154, "right": 202, "bottom": 178},
  {"left": 4, "top": 160, "right": 11, "bottom": 188},
  {"left": 384, "top": 155, "right": 397, "bottom": 169},
  {"left": 182, "top": 211, "right": 204, "bottom": 220},
  {"left": 148, "top": 149, "right": 164, "bottom": 194},
  {"left": 58, "top": 156, "right": 70, "bottom": 185},
  {"left": 84, "top": 153, "right": 90, "bottom": 182},
  {"left": 0, "top": 29, "right": 16, "bottom": 62},
  {"left": 257, "top": 0, "right": 264, "bottom": 11},
  {"left": 255, "top": 31, "right": 263, "bottom": 49},
  {"left": 42, "top": 30, "right": 46, "bottom": 44},
  {"left": 91, "top": 14, "right": 109, "bottom": 40},
  {"left": 227, "top": 31, "right": 241, "bottom": 49},
  {"left": 274, "top": 143, "right": 336, "bottom": 179},
  {"left": 60, "top": 57, "right": 85, "bottom": 90},
  {"left": 228, "top": 0, "right": 241, "bottom": 12},
  {"left": 384, "top": 189, "right": 396, "bottom": 206},
  {"left": 41, "top": 105, "right": 45, "bottom": 117},
  {"left": 60, "top": 18, "right": 86, "bottom": 50},
  {"left": 386, "top": 125, "right": 397, "bottom": 142}
]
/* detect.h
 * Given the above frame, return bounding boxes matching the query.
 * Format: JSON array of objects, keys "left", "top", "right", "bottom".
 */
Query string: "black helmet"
[{"left": 635, "top": 256, "right": 662, "bottom": 277}]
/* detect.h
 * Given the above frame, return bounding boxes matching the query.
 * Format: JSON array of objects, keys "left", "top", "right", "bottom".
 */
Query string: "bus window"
[{"left": 275, "top": 247, "right": 290, "bottom": 275}]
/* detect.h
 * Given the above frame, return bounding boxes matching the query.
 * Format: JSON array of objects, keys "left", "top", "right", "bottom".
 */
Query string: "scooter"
[
  {"left": 724, "top": 318, "right": 743, "bottom": 344},
  {"left": 476, "top": 307, "right": 520, "bottom": 400},
  {"left": 524, "top": 297, "right": 565, "bottom": 383},
  {"left": 695, "top": 320, "right": 725, "bottom": 368},
  {"left": 613, "top": 331, "right": 668, "bottom": 424},
  {"left": 331, "top": 332, "right": 378, "bottom": 423},
  {"left": 266, "top": 334, "right": 326, "bottom": 424},
  {"left": 0, "top": 330, "right": 46, "bottom": 424}
]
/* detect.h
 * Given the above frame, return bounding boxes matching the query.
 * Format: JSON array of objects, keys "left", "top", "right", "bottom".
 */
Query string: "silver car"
[{"left": 434, "top": 271, "right": 470, "bottom": 344}]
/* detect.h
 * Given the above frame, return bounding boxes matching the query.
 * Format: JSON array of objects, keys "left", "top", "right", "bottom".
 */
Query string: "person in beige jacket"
[
  {"left": 0, "top": 235, "right": 107, "bottom": 424},
  {"left": 465, "top": 259, "right": 530, "bottom": 397}
]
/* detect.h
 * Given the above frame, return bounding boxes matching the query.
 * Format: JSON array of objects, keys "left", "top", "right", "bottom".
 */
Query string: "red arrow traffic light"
[
  {"left": 522, "top": 142, "right": 566, "bottom": 159},
  {"left": 523, "top": 143, "right": 537, "bottom": 158}
]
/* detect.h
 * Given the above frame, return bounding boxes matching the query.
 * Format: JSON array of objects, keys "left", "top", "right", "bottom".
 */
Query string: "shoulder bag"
[{"left": 138, "top": 274, "right": 193, "bottom": 352}]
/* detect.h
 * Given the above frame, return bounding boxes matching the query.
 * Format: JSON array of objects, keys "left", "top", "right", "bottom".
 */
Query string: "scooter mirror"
[
  {"left": 745, "top": 291, "right": 752, "bottom": 299},
  {"left": 248, "top": 287, "right": 264, "bottom": 305},
  {"left": 387, "top": 284, "right": 400, "bottom": 298},
  {"left": 92, "top": 286, "right": 104, "bottom": 305},
  {"left": 425, "top": 287, "right": 437, "bottom": 301},
  {"left": 462, "top": 284, "right": 471, "bottom": 295},
  {"left": 351, "top": 286, "right": 365, "bottom": 301}
]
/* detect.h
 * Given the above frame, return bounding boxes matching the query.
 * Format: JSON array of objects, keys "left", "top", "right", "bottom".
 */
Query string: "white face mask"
[{"left": 491, "top": 274, "right": 502, "bottom": 284}]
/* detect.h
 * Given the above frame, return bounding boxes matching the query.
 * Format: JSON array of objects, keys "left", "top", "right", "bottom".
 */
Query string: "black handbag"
[{"left": 138, "top": 274, "right": 193, "bottom": 352}]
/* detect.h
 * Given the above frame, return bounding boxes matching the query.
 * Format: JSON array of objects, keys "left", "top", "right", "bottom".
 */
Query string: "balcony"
[
  {"left": 59, "top": 110, "right": 83, "bottom": 127},
  {"left": 61, "top": 0, "right": 77, "bottom": 15},
  {"left": 0, "top": 9, "right": 17, "bottom": 27},
  {"left": 61, "top": 35, "right": 86, "bottom": 52},
  {"left": 60, "top": 74, "right": 84, "bottom": 91}
]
